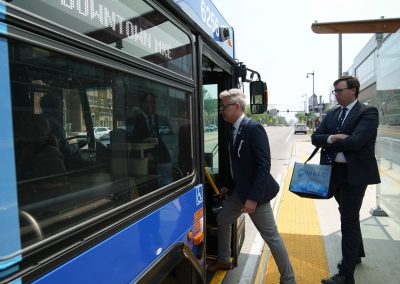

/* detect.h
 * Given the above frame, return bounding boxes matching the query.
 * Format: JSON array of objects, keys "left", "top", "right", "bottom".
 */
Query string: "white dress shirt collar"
[
  {"left": 343, "top": 99, "right": 357, "bottom": 112},
  {"left": 233, "top": 113, "right": 245, "bottom": 130}
]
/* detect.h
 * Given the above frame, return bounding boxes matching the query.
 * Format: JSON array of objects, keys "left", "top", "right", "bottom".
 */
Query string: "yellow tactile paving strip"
[{"left": 264, "top": 167, "right": 330, "bottom": 284}]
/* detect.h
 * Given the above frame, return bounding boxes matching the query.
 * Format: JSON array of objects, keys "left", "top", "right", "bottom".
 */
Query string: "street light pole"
[
  {"left": 306, "top": 71, "right": 315, "bottom": 130},
  {"left": 302, "top": 93, "right": 308, "bottom": 124}
]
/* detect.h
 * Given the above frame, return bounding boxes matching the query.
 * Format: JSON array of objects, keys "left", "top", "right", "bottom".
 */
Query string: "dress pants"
[
  {"left": 216, "top": 190, "right": 296, "bottom": 284},
  {"left": 331, "top": 163, "right": 367, "bottom": 278}
]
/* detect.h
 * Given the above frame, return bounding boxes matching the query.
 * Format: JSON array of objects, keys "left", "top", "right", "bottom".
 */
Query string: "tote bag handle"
[{"left": 305, "top": 147, "right": 320, "bottom": 164}]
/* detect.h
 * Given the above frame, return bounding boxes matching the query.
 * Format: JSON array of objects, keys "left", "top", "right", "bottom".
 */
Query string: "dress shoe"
[
  {"left": 337, "top": 257, "right": 362, "bottom": 270},
  {"left": 206, "top": 260, "right": 232, "bottom": 272},
  {"left": 321, "top": 274, "right": 355, "bottom": 284}
]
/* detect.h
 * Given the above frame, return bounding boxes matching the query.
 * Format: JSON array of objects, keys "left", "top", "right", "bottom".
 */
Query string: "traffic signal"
[{"left": 287, "top": 109, "right": 289, "bottom": 113}]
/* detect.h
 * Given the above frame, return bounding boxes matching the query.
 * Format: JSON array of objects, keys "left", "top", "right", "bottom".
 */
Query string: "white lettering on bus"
[
  {"left": 60, "top": 0, "right": 172, "bottom": 59},
  {"left": 126, "top": 21, "right": 137, "bottom": 38},
  {"left": 125, "top": 24, "right": 151, "bottom": 49},
  {"left": 89, "top": 0, "right": 104, "bottom": 25},
  {"left": 103, "top": 7, "right": 116, "bottom": 31},
  {"left": 116, "top": 14, "right": 124, "bottom": 34},
  {"left": 154, "top": 38, "right": 171, "bottom": 59},
  {"left": 77, "top": 0, "right": 89, "bottom": 16},
  {"left": 61, "top": 0, "right": 74, "bottom": 9},
  {"left": 141, "top": 29, "right": 152, "bottom": 49}
]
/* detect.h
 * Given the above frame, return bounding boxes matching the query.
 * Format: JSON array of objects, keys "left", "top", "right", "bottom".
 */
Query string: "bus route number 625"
[{"left": 200, "top": 0, "right": 220, "bottom": 37}]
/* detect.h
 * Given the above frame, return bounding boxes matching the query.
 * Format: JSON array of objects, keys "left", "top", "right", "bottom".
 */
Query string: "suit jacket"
[
  {"left": 311, "top": 101, "right": 380, "bottom": 186},
  {"left": 226, "top": 116, "right": 279, "bottom": 205}
]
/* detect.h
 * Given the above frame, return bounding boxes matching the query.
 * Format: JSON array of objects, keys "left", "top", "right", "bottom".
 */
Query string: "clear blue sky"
[{"left": 212, "top": 0, "right": 400, "bottom": 120}]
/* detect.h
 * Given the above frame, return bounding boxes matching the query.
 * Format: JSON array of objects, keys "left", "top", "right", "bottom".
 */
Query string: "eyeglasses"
[
  {"left": 219, "top": 103, "right": 237, "bottom": 111},
  {"left": 332, "top": 88, "right": 351, "bottom": 94}
]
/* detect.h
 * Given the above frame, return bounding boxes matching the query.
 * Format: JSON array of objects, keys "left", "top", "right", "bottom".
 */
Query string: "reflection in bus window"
[
  {"left": 126, "top": 92, "right": 172, "bottom": 186},
  {"left": 14, "top": 113, "right": 66, "bottom": 180},
  {"left": 9, "top": 39, "right": 193, "bottom": 248}
]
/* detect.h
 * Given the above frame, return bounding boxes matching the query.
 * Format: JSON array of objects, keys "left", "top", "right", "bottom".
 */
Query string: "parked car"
[
  {"left": 94, "top": 127, "right": 111, "bottom": 139},
  {"left": 294, "top": 123, "right": 307, "bottom": 134}
]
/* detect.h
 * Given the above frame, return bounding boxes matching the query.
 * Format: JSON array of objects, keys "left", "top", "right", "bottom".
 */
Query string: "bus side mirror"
[{"left": 249, "top": 81, "right": 268, "bottom": 114}]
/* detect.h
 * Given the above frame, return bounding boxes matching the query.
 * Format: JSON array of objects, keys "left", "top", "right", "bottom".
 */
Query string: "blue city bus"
[{"left": 0, "top": 1, "right": 267, "bottom": 283}]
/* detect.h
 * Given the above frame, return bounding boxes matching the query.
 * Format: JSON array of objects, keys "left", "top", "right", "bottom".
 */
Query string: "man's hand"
[
  {"left": 330, "top": 134, "right": 349, "bottom": 143},
  {"left": 242, "top": 199, "right": 257, "bottom": 214}
]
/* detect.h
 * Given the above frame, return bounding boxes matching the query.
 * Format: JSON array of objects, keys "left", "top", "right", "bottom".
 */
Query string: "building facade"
[{"left": 343, "top": 31, "right": 400, "bottom": 219}]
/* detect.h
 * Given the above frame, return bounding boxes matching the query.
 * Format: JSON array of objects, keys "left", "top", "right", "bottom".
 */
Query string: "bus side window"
[{"left": 9, "top": 39, "right": 194, "bottom": 249}]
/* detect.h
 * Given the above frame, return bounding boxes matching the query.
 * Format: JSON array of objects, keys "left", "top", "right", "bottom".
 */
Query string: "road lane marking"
[
  {"left": 285, "top": 132, "right": 292, "bottom": 143},
  {"left": 264, "top": 166, "right": 330, "bottom": 283}
]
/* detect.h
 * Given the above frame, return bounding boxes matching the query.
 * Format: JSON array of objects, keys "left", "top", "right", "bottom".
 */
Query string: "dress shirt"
[
  {"left": 232, "top": 113, "right": 245, "bottom": 145},
  {"left": 328, "top": 100, "right": 358, "bottom": 162}
]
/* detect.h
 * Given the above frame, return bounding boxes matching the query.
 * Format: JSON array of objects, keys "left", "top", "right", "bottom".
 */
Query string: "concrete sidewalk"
[{"left": 292, "top": 137, "right": 400, "bottom": 283}]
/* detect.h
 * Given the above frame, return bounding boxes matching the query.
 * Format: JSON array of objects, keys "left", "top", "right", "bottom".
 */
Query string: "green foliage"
[
  {"left": 245, "top": 106, "right": 287, "bottom": 125},
  {"left": 295, "top": 112, "right": 306, "bottom": 123},
  {"left": 203, "top": 88, "right": 218, "bottom": 125}
]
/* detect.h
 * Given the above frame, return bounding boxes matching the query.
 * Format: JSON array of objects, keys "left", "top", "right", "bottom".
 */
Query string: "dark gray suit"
[{"left": 312, "top": 101, "right": 380, "bottom": 278}]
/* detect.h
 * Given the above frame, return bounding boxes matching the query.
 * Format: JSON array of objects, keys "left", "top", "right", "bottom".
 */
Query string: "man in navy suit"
[
  {"left": 206, "top": 89, "right": 296, "bottom": 284},
  {"left": 312, "top": 76, "right": 380, "bottom": 284}
]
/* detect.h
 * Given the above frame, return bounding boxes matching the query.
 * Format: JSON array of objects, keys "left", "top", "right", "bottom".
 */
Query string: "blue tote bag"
[{"left": 289, "top": 147, "right": 333, "bottom": 199}]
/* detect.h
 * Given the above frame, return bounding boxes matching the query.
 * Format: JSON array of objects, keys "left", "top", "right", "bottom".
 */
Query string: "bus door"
[{"left": 201, "top": 52, "right": 245, "bottom": 269}]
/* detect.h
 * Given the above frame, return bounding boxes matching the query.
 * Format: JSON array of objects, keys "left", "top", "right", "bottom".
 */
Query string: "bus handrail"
[
  {"left": 378, "top": 136, "right": 400, "bottom": 169},
  {"left": 205, "top": 167, "right": 220, "bottom": 195}
]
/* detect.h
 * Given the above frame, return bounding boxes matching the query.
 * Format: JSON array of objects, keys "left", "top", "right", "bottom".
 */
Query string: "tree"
[
  {"left": 295, "top": 112, "right": 306, "bottom": 123},
  {"left": 203, "top": 88, "right": 218, "bottom": 125}
]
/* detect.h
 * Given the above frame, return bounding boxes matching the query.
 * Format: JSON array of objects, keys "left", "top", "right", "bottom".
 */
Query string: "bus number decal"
[{"left": 200, "top": 0, "right": 219, "bottom": 37}]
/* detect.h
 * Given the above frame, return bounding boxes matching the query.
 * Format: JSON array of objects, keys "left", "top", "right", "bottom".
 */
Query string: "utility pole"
[{"left": 306, "top": 71, "right": 315, "bottom": 130}]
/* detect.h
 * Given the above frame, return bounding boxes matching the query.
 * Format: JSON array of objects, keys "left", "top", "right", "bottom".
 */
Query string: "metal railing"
[{"left": 371, "top": 136, "right": 400, "bottom": 216}]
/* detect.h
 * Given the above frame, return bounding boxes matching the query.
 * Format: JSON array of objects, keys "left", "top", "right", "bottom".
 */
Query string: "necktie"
[
  {"left": 327, "top": 107, "right": 348, "bottom": 164},
  {"left": 336, "top": 107, "right": 347, "bottom": 133}
]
